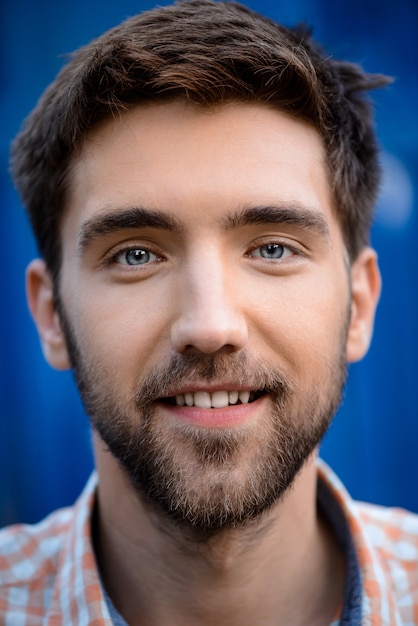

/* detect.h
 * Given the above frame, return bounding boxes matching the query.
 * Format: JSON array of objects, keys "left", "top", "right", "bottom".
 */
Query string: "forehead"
[{"left": 66, "top": 100, "right": 337, "bottom": 239}]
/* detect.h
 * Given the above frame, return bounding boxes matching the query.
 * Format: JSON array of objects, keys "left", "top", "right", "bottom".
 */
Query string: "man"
[{"left": 1, "top": 0, "right": 417, "bottom": 624}]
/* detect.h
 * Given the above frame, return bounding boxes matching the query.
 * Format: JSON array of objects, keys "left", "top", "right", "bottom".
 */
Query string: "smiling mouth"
[{"left": 162, "top": 390, "right": 266, "bottom": 409}]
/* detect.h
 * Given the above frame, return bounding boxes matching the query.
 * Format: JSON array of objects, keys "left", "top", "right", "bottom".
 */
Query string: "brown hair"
[{"left": 11, "top": 0, "right": 390, "bottom": 281}]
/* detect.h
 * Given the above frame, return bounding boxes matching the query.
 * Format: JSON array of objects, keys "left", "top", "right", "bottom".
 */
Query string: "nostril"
[
  {"left": 182, "top": 343, "right": 239, "bottom": 355},
  {"left": 170, "top": 307, "right": 249, "bottom": 355}
]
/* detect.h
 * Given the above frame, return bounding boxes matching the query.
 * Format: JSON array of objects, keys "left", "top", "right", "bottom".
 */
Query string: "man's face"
[{"left": 55, "top": 101, "right": 354, "bottom": 532}]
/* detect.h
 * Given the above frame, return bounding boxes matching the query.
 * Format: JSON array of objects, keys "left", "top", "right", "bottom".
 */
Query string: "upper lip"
[{"left": 159, "top": 383, "right": 263, "bottom": 397}]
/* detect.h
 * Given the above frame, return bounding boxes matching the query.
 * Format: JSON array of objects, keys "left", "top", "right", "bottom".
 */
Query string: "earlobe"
[
  {"left": 26, "top": 259, "right": 71, "bottom": 370},
  {"left": 346, "top": 247, "right": 381, "bottom": 363}
]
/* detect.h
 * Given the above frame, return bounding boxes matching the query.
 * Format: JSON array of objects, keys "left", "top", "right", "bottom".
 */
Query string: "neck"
[{"left": 93, "top": 442, "right": 344, "bottom": 626}]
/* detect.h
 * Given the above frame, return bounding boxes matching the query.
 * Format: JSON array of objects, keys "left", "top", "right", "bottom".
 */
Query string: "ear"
[
  {"left": 26, "top": 259, "right": 71, "bottom": 370},
  {"left": 346, "top": 247, "right": 381, "bottom": 363}
]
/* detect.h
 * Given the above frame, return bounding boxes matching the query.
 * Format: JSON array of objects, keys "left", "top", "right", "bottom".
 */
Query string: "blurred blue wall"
[{"left": 1, "top": 0, "right": 417, "bottom": 526}]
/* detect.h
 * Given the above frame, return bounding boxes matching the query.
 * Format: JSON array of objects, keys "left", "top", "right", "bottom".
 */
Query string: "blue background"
[{"left": 0, "top": 0, "right": 417, "bottom": 527}]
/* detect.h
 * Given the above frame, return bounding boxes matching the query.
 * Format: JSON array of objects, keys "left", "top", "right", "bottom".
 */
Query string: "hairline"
[{"left": 56, "top": 96, "right": 349, "bottom": 284}]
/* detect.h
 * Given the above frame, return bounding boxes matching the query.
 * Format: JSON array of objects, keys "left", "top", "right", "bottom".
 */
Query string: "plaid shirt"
[{"left": 1, "top": 461, "right": 418, "bottom": 625}]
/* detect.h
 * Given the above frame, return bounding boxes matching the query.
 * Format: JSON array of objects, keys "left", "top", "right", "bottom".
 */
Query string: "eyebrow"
[
  {"left": 78, "top": 206, "right": 184, "bottom": 251},
  {"left": 223, "top": 204, "right": 330, "bottom": 238},
  {"left": 78, "top": 202, "right": 330, "bottom": 252}
]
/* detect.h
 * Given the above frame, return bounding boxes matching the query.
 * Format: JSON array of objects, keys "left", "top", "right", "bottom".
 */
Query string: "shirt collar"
[
  {"left": 46, "top": 473, "right": 111, "bottom": 624},
  {"left": 317, "top": 459, "right": 403, "bottom": 625},
  {"left": 46, "top": 462, "right": 403, "bottom": 625}
]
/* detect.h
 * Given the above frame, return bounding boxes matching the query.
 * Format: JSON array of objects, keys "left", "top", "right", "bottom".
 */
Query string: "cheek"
[
  {"left": 249, "top": 273, "right": 349, "bottom": 373},
  {"left": 63, "top": 285, "right": 172, "bottom": 384}
]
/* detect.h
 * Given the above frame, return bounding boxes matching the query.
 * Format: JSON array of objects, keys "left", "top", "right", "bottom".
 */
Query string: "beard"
[{"left": 58, "top": 302, "right": 347, "bottom": 536}]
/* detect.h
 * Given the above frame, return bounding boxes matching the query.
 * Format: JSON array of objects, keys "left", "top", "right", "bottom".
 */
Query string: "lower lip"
[{"left": 157, "top": 395, "right": 267, "bottom": 429}]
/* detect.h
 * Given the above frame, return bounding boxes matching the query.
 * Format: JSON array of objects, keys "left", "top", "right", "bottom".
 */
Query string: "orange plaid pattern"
[
  {"left": 318, "top": 462, "right": 418, "bottom": 626},
  {"left": 1, "top": 462, "right": 418, "bottom": 625}
]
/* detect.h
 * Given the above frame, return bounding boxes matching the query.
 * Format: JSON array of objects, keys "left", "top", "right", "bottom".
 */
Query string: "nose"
[{"left": 170, "top": 256, "right": 249, "bottom": 355}]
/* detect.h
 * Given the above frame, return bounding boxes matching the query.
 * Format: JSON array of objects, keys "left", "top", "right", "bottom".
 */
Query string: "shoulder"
[
  {"left": 0, "top": 475, "right": 100, "bottom": 622},
  {"left": 0, "top": 507, "right": 73, "bottom": 592},
  {"left": 317, "top": 460, "right": 418, "bottom": 616},
  {"left": 357, "top": 501, "right": 418, "bottom": 553},
  {"left": 356, "top": 501, "right": 418, "bottom": 596}
]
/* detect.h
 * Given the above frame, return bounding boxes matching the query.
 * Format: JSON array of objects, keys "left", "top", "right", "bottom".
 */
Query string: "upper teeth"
[{"left": 175, "top": 390, "right": 251, "bottom": 409}]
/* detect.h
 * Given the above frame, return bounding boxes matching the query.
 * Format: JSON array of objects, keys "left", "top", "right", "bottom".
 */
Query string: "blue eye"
[
  {"left": 116, "top": 248, "right": 159, "bottom": 266},
  {"left": 260, "top": 244, "right": 284, "bottom": 259},
  {"left": 251, "top": 243, "right": 291, "bottom": 260}
]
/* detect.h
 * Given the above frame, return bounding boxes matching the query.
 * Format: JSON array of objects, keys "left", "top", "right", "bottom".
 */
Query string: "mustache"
[{"left": 134, "top": 352, "right": 291, "bottom": 408}]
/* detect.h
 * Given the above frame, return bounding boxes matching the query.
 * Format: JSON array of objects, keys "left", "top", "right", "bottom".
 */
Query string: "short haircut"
[{"left": 11, "top": 0, "right": 390, "bottom": 281}]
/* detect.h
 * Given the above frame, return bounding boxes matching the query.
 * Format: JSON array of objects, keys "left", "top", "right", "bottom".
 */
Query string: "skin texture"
[{"left": 27, "top": 101, "right": 381, "bottom": 625}]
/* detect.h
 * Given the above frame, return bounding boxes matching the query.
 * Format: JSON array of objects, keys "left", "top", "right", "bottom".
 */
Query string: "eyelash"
[
  {"left": 102, "top": 237, "right": 304, "bottom": 272},
  {"left": 246, "top": 239, "right": 304, "bottom": 261},
  {"left": 103, "top": 244, "right": 165, "bottom": 268}
]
